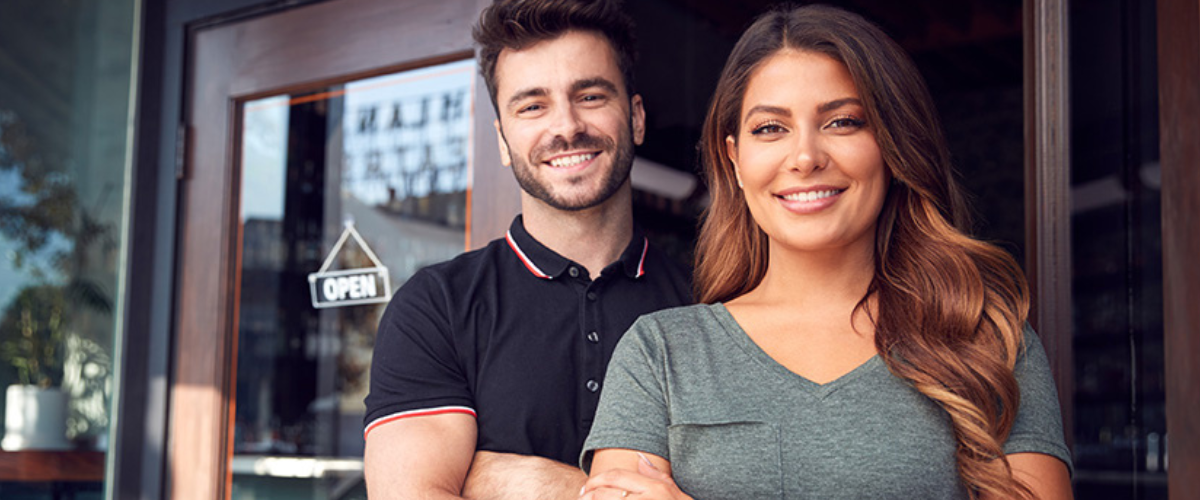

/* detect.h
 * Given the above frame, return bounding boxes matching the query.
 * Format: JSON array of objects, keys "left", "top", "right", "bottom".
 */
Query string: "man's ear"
[
  {"left": 494, "top": 119, "right": 511, "bottom": 167},
  {"left": 631, "top": 94, "right": 646, "bottom": 145},
  {"left": 726, "top": 135, "right": 743, "bottom": 188}
]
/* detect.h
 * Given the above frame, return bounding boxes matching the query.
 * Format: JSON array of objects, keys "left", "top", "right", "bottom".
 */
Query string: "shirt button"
[
  {"left": 586, "top": 292, "right": 598, "bottom": 301},
  {"left": 568, "top": 266, "right": 580, "bottom": 278},
  {"left": 587, "top": 331, "right": 600, "bottom": 343},
  {"left": 586, "top": 379, "right": 600, "bottom": 392}
]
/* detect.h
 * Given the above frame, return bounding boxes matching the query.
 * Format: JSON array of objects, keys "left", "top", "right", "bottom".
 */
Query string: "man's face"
[{"left": 492, "top": 30, "right": 645, "bottom": 211}]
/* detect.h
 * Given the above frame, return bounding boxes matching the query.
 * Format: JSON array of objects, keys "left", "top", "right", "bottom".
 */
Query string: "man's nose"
[{"left": 548, "top": 104, "right": 586, "bottom": 139}]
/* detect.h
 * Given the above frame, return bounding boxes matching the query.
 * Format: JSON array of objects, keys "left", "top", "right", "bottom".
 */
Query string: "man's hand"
[{"left": 462, "top": 451, "right": 587, "bottom": 500}]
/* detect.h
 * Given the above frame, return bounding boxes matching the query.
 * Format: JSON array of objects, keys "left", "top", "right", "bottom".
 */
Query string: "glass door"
[
  {"left": 230, "top": 60, "right": 475, "bottom": 500},
  {"left": 171, "top": 2, "right": 511, "bottom": 499}
]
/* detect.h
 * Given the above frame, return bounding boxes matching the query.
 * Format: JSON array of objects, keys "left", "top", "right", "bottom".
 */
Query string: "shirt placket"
[{"left": 578, "top": 271, "right": 606, "bottom": 425}]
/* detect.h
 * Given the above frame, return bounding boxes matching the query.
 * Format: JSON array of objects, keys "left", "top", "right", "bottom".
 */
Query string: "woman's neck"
[{"left": 738, "top": 237, "right": 877, "bottom": 311}]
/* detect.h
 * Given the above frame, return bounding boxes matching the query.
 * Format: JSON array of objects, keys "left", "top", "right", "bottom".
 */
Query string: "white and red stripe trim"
[
  {"left": 505, "top": 230, "right": 552, "bottom": 279},
  {"left": 362, "top": 405, "right": 477, "bottom": 439},
  {"left": 635, "top": 237, "right": 648, "bottom": 278}
]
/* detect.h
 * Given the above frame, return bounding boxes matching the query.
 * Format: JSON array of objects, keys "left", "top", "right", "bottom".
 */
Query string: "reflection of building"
[
  {"left": 235, "top": 88, "right": 469, "bottom": 465},
  {"left": 0, "top": 0, "right": 1197, "bottom": 499}
]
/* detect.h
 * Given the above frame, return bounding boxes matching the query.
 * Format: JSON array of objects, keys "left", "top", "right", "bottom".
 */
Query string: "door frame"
[
  {"left": 1156, "top": 0, "right": 1200, "bottom": 494},
  {"left": 169, "top": 1, "right": 511, "bottom": 498}
]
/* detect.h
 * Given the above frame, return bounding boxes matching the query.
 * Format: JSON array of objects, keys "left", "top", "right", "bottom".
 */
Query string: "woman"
[{"left": 579, "top": 4, "right": 1072, "bottom": 500}]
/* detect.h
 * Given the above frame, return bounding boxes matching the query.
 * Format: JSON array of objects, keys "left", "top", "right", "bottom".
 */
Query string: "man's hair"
[{"left": 473, "top": 0, "right": 637, "bottom": 110}]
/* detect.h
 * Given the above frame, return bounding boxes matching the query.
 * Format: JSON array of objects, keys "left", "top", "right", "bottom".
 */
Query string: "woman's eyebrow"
[
  {"left": 818, "top": 97, "right": 863, "bottom": 114},
  {"left": 743, "top": 104, "right": 791, "bottom": 122},
  {"left": 742, "top": 97, "right": 864, "bottom": 123}
]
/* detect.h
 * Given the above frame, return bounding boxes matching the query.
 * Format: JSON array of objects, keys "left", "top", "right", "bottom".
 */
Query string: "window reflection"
[
  {"left": 1069, "top": 0, "right": 1166, "bottom": 497},
  {"left": 233, "top": 60, "right": 474, "bottom": 499},
  {"left": 0, "top": 0, "right": 135, "bottom": 495}
]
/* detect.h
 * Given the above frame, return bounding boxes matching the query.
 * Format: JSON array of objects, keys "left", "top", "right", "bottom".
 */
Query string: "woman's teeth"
[{"left": 781, "top": 189, "right": 841, "bottom": 202}]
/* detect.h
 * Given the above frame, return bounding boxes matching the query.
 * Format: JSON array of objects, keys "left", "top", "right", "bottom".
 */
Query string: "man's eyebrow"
[
  {"left": 818, "top": 97, "right": 863, "bottom": 114},
  {"left": 506, "top": 87, "right": 548, "bottom": 110},
  {"left": 571, "top": 77, "right": 619, "bottom": 95}
]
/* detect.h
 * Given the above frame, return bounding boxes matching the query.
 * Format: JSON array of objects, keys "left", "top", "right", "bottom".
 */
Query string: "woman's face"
[{"left": 726, "top": 49, "right": 889, "bottom": 257}]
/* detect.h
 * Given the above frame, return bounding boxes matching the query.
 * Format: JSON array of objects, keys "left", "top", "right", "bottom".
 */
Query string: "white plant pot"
[{"left": 1, "top": 384, "right": 71, "bottom": 451}]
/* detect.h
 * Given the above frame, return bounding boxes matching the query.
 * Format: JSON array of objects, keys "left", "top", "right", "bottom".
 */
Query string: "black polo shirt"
[{"left": 364, "top": 215, "right": 691, "bottom": 465}]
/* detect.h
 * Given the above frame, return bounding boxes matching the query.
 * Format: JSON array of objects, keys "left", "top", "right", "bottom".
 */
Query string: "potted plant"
[{"left": 0, "top": 284, "right": 71, "bottom": 450}]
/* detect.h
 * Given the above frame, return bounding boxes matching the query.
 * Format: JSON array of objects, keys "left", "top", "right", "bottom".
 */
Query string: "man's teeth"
[
  {"left": 549, "top": 153, "right": 596, "bottom": 168},
  {"left": 781, "top": 189, "right": 841, "bottom": 202}
]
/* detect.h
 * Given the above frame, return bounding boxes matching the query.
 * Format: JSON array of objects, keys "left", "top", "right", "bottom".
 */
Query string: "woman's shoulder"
[
  {"left": 635, "top": 302, "right": 727, "bottom": 329},
  {"left": 623, "top": 303, "right": 735, "bottom": 347}
]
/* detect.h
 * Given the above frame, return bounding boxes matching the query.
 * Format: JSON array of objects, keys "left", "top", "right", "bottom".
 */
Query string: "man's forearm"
[{"left": 462, "top": 451, "right": 588, "bottom": 500}]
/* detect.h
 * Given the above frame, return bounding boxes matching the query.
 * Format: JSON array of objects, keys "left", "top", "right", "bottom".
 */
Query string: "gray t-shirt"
[{"left": 581, "top": 303, "right": 1072, "bottom": 499}]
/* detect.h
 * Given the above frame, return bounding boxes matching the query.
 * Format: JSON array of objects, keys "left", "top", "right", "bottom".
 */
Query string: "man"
[{"left": 362, "top": 1, "right": 691, "bottom": 498}]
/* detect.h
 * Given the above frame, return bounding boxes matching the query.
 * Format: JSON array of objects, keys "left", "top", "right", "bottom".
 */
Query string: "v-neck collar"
[{"left": 708, "top": 302, "right": 884, "bottom": 399}]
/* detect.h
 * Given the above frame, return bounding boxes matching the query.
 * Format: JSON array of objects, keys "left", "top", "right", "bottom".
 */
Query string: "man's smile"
[{"left": 545, "top": 151, "right": 599, "bottom": 169}]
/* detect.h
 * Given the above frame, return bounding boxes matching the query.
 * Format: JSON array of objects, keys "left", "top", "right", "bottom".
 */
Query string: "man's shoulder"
[
  {"left": 646, "top": 242, "right": 690, "bottom": 273},
  {"left": 386, "top": 236, "right": 512, "bottom": 311},
  {"left": 635, "top": 240, "right": 692, "bottom": 299},
  {"left": 405, "top": 236, "right": 511, "bottom": 284}
]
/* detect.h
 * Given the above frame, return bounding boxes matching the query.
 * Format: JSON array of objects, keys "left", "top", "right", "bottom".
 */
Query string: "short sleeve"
[
  {"left": 362, "top": 269, "right": 474, "bottom": 438},
  {"left": 580, "top": 316, "right": 671, "bottom": 472},
  {"left": 1004, "top": 325, "right": 1074, "bottom": 474}
]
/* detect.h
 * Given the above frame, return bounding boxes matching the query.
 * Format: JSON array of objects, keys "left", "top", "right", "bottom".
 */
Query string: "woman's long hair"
[{"left": 694, "top": 5, "right": 1034, "bottom": 498}]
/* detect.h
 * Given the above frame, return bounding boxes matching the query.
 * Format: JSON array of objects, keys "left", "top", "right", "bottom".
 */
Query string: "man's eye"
[{"left": 518, "top": 104, "right": 544, "bottom": 114}]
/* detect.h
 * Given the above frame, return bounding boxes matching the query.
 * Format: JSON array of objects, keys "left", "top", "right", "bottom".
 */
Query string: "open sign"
[
  {"left": 309, "top": 267, "right": 391, "bottom": 308},
  {"left": 308, "top": 222, "right": 393, "bottom": 309}
]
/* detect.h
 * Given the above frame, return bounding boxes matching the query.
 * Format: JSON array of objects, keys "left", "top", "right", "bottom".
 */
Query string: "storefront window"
[
  {"left": 232, "top": 59, "right": 474, "bottom": 500},
  {"left": 0, "top": 0, "right": 138, "bottom": 498},
  {"left": 1070, "top": 0, "right": 1166, "bottom": 497}
]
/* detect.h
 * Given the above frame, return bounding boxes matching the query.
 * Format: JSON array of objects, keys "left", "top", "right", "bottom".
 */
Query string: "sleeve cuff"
[
  {"left": 579, "top": 431, "right": 670, "bottom": 473},
  {"left": 363, "top": 405, "right": 477, "bottom": 439}
]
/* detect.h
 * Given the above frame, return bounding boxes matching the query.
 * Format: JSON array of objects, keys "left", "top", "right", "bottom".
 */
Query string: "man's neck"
[{"left": 520, "top": 187, "right": 634, "bottom": 280}]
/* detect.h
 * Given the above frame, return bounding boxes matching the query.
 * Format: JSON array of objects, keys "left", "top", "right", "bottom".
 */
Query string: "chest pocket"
[{"left": 667, "top": 420, "right": 782, "bottom": 500}]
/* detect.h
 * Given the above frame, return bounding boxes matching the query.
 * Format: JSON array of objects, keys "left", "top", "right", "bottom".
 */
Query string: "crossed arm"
[
  {"left": 581, "top": 449, "right": 1073, "bottom": 500},
  {"left": 363, "top": 413, "right": 586, "bottom": 500}
]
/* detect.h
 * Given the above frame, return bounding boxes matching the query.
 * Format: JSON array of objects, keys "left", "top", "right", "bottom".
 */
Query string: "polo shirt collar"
[{"left": 505, "top": 215, "right": 649, "bottom": 280}]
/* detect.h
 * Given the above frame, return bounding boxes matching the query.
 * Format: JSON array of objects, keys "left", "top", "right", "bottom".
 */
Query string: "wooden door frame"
[
  {"left": 1157, "top": 0, "right": 1200, "bottom": 494},
  {"left": 1026, "top": 0, "right": 1200, "bottom": 491},
  {"left": 1023, "top": 0, "right": 1073, "bottom": 448},
  {"left": 168, "top": 0, "right": 511, "bottom": 498}
]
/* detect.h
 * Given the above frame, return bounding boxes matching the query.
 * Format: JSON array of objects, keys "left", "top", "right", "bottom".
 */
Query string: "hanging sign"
[{"left": 308, "top": 222, "right": 392, "bottom": 309}]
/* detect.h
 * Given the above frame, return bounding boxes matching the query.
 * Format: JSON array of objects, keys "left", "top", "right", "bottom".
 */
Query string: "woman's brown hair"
[{"left": 695, "top": 4, "right": 1035, "bottom": 498}]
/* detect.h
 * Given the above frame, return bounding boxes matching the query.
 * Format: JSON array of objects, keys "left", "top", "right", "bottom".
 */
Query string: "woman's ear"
[{"left": 726, "top": 135, "right": 743, "bottom": 188}]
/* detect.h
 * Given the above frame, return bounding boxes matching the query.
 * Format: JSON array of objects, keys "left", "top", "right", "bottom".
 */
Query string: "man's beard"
[{"left": 507, "top": 125, "right": 635, "bottom": 212}]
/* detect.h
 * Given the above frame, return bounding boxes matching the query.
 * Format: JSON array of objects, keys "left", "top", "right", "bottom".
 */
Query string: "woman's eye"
[
  {"left": 828, "top": 117, "right": 866, "bottom": 130},
  {"left": 750, "top": 123, "right": 786, "bottom": 135}
]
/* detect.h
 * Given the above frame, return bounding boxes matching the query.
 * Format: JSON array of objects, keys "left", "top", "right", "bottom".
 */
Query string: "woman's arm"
[
  {"left": 581, "top": 449, "right": 692, "bottom": 500},
  {"left": 980, "top": 453, "right": 1072, "bottom": 500}
]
